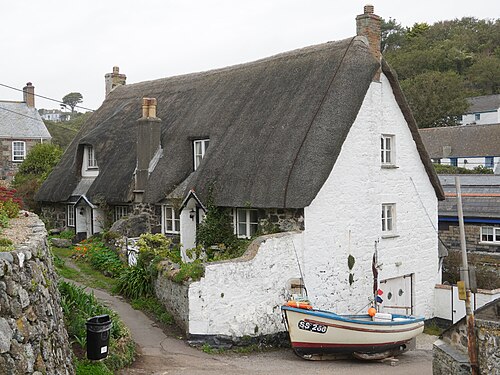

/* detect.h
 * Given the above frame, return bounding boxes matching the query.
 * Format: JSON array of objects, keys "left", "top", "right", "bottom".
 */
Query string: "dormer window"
[
  {"left": 86, "top": 145, "right": 97, "bottom": 169},
  {"left": 193, "top": 139, "right": 209, "bottom": 170},
  {"left": 81, "top": 145, "right": 99, "bottom": 177}
]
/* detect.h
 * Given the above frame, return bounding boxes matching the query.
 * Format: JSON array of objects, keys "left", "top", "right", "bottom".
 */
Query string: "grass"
[
  {"left": 424, "top": 321, "right": 444, "bottom": 336},
  {"left": 51, "top": 246, "right": 119, "bottom": 292},
  {"left": 130, "top": 297, "right": 174, "bottom": 326}
]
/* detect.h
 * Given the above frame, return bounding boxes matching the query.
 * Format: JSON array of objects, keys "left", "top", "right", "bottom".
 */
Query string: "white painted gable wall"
[
  {"left": 185, "top": 73, "right": 440, "bottom": 338},
  {"left": 304, "top": 73, "right": 439, "bottom": 318}
]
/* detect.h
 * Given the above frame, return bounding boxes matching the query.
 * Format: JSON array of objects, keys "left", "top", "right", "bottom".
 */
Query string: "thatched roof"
[
  {"left": 37, "top": 36, "right": 443, "bottom": 207},
  {"left": 419, "top": 123, "right": 500, "bottom": 159}
]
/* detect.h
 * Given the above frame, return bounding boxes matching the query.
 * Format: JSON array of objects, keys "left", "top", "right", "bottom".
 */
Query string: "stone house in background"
[
  {"left": 0, "top": 83, "right": 52, "bottom": 183},
  {"left": 419, "top": 123, "right": 500, "bottom": 173},
  {"left": 438, "top": 175, "right": 500, "bottom": 255},
  {"left": 37, "top": 6, "right": 445, "bottom": 337}
]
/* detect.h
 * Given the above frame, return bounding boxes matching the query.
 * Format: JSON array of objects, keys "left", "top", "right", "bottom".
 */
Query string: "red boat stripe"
[
  {"left": 304, "top": 318, "right": 423, "bottom": 334},
  {"left": 292, "top": 341, "right": 408, "bottom": 348}
]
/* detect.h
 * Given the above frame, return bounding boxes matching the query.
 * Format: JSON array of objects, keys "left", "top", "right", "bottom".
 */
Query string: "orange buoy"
[
  {"left": 286, "top": 300, "right": 313, "bottom": 310},
  {"left": 368, "top": 307, "right": 377, "bottom": 317}
]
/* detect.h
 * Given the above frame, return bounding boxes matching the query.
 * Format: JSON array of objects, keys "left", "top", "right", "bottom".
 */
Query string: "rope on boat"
[{"left": 290, "top": 237, "right": 308, "bottom": 298}]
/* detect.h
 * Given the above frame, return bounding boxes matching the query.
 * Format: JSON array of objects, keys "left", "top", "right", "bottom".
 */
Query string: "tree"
[
  {"left": 13, "top": 143, "right": 62, "bottom": 212},
  {"left": 400, "top": 71, "right": 469, "bottom": 128},
  {"left": 62, "top": 92, "right": 83, "bottom": 113}
]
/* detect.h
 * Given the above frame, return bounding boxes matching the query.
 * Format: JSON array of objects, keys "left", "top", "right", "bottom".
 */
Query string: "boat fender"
[{"left": 286, "top": 301, "right": 313, "bottom": 310}]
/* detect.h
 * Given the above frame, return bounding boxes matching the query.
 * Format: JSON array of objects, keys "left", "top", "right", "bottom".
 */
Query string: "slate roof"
[
  {"left": 465, "top": 94, "right": 500, "bottom": 114},
  {"left": 439, "top": 175, "right": 500, "bottom": 218},
  {"left": 36, "top": 36, "right": 443, "bottom": 207},
  {"left": 419, "top": 123, "right": 500, "bottom": 158},
  {"left": 0, "top": 101, "right": 52, "bottom": 139}
]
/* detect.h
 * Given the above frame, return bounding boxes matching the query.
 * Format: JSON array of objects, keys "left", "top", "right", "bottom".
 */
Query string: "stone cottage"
[{"left": 0, "top": 83, "right": 52, "bottom": 182}]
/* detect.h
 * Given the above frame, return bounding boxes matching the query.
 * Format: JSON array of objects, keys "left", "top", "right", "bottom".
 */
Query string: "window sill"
[
  {"left": 86, "top": 167, "right": 99, "bottom": 170},
  {"left": 479, "top": 241, "right": 500, "bottom": 246},
  {"left": 381, "top": 164, "right": 398, "bottom": 169},
  {"left": 382, "top": 233, "right": 400, "bottom": 239}
]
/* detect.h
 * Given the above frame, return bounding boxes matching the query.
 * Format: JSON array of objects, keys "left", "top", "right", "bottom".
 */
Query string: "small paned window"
[
  {"left": 86, "top": 145, "right": 97, "bottom": 169},
  {"left": 481, "top": 227, "right": 500, "bottom": 243},
  {"left": 381, "top": 135, "right": 395, "bottom": 165},
  {"left": 67, "top": 205, "right": 75, "bottom": 227},
  {"left": 475, "top": 113, "right": 481, "bottom": 121},
  {"left": 432, "top": 158, "right": 441, "bottom": 164},
  {"left": 193, "top": 139, "right": 209, "bottom": 170},
  {"left": 450, "top": 158, "right": 458, "bottom": 167},
  {"left": 12, "top": 141, "right": 26, "bottom": 162},
  {"left": 163, "top": 206, "right": 180, "bottom": 234},
  {"left": 234, "top": 208, "right": 258, "bottom": 238},
  {"left": 114, "top": 206, "right": 130, "bottom": 222},
  {"left": 382, "top": 204, "right": 395, "bottom": 233}
]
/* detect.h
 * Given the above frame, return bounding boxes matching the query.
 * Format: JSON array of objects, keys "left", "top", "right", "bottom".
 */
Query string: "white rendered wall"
[
  {"left": 439, "top": 157, "right": 499, "bottom": 171},
  {"left": 303, "top": 74, "right": 440, "bottom": 319},
  {"left": 461, "top": 110, "right": 499, "bottom": 125},
  {"left": 188, "top": 232, "right": 303, "bottom": 337}
]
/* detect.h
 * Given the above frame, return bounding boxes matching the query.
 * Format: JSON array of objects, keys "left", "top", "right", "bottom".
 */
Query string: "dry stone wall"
[{"left": 0, "top": 213, "right": 75, "bottom": 375}]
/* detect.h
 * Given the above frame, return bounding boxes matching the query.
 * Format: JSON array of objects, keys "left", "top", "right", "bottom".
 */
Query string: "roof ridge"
[{"left": 112, "top": 37, "right": 359, "bottom": 94}]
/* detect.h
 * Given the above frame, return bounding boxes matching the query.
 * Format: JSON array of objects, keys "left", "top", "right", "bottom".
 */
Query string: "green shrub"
[
  {"left": 75, "top": 360, "right": 113, "bottom": 375},
  {"left": 58, "top": 230, "right": 75, "bottom": 240},
  {"left": 114, "top": 265, "right": 153, "bottom": 299},
  {"left": 173, "top": 260, "right": 205, "bottom": 283},
  {"left": 0, "top": 213, "right": 9, "bottom": 229},
  {"left": 130, "top": 297, "right": 174, "bottom": 325},
  {"left": 433, "top": 163, "right": 494, "bottom": 175},
  {"left": 75, "top": 238, "right": 124, "bottom": 278},
  {"left": 58, "top": 281, "right": 135, "bottom": 372}
]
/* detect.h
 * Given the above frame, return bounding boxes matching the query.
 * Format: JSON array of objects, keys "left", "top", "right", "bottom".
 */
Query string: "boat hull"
[{"left": 282, "top": 306, "right": 424, "bottom": 357}]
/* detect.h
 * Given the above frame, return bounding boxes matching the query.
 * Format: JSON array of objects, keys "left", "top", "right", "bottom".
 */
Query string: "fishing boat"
[{"left": 281, "top": 304, "right": 424, "bottom": 360}]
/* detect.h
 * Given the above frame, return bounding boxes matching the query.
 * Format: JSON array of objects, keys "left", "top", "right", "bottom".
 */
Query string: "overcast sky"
[{"left": 1, "top": 0, "right": 497, "bottom": 111}]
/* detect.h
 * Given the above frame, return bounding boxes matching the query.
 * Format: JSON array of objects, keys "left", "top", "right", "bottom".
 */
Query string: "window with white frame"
[
  {"left": 193, "top": 139, "right": 209, "bottom": 170},
  {"left": 234, "top": 208, "right": 258, "bottom": 238},
  {"left": 85, "top": 145, "right": 98, "bottom": 169},
  {"left": 485, "top": 156, "right": 494, "bottom": 169},
  {"left": 481, "top": 226, "right": 500, "bottom": 243},
  {"left": 380, "top": 135, "right": 395, "bottom": 165},
  {"left": 162, "top": 206, "right": 180, "bottom": 234},
  {"left": 67, "top": 205, "right": 75, "bottom": 227},
  {"left": 12, "top": 141, "right": 26, "bottom": 162},
  {"left": 450, "top": 158, "right": 458, "bottom": 167},
  {"left": 381, "top": 204, "right": 395, "bottom": 233},
  {"left": 114, "top": 206, "right": 129, "bottom": 222},
  {"left": 475, "top": 113, "right": 481, "bottom": 121}
]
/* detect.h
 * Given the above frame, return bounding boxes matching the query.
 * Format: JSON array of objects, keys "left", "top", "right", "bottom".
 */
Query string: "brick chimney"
[
  {"left": 23, "top": 82, "right": 35, "bottom": 108},
  {"left": 104, "top": 66, "right": 126, "bottom": 98},
  {"left": 356, "top": 5, "right": 382, "bottom": 81},
  {"left": 134, "top": 98, "right": 162, "bottom": 203}
]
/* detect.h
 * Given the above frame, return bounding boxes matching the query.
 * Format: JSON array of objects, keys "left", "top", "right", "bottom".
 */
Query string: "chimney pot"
[
  {"left": 23, "top": 82, "right": 35, "bottom": 108},
  {"left": 364, "top": 5, "right": 374, "bottom": 14},
  {"left": 104, "top": 66, "right": 127, "bottom": 98}
]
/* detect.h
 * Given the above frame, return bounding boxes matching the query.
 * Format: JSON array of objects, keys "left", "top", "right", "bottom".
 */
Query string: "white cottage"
[{"left": 37, "top": 6, "right": 444, "bottom": 339}]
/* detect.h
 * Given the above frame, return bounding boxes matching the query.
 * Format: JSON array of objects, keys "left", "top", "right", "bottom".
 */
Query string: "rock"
[
  {"left": 50, "top": 238, "right": 72, "bottom": 248},
  {"left": 0, "top": 252, "right": 14, "bottom": 263},
  {"left": 111, "top": 213, "right": 151, "bottom": 237},
  {"left": 18, "top": 288, "right": 30, "bottom": 309},
  {"left": 0, "top": 318, "right": 13, "bottom": 353}
]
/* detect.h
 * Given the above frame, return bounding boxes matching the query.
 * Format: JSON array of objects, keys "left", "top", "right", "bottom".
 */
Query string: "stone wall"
[
  {"left": 154, "top": 266, "right": 190, "bottom": 331},
  {"left": 0, "top": 139, "right": 42, "bottom": 182},
  {"left": 256, "top": 208, "right": 304, "bottom": 232},
  {"left": 40, "top": 203, "right": 67, "bottom": 230},
  {"left": 476, "top": 314, "right": 500, "bottom": 375},
  {"left": 433, "top": 339, "right": 471, "bottom": 375},
  {"left": 0, "top": 213, "right": 75, "bottom": 375},
  {"left": 439, "top": 222, "right": 500, "bottom": 253}
]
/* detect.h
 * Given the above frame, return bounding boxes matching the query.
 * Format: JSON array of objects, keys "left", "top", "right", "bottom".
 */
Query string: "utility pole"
[{"left": 455, "top": 176, "right": 478, "bottom": 375}]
